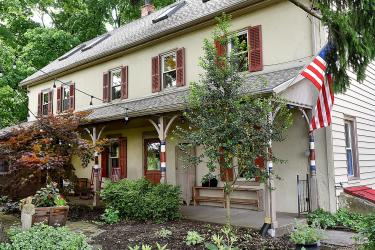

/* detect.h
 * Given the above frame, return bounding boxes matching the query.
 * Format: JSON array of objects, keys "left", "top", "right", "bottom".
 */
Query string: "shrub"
[
  {"left": 185, "top": 231, "right": 204, "bottom": 246},
  {"left": 101, "top": 207, "right": 120, "bottom": 224},
  {"left": 356, "top": 213, "right": 375, "bottom": 250},
  {"left": 307, "top": 208, "right": 365, "bottom": 230},
  {"left": 101, "top": 178, "right": 181, "bottom": 222},
  {"left": 290, "top": 221, "right": 325, "bottom": 245},
  {"left": 205, "top": 226, "right": 239, "bottom": 250},
  {"left": 307, "top": 208, "right": 336, "bottom": 229},
  {"left": 0, "top": 224, "right": 91, "bottom": 250},
  {"left": 155, "top": 228, "right": 172, "bottom": 238}
]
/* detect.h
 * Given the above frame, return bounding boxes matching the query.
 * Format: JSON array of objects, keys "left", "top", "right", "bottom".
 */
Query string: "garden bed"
[{"left": 92, "top": 219, "right": 294, "bottom": 250}]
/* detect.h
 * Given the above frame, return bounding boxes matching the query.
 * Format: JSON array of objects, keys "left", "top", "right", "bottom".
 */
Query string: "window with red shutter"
[
  {"left": 38, "top": 93, "right": 42, "bottom": 116},
  {"left": 248, "top": 25, "right": 263, "bottom": 72},
  {"left": 152, "top": 56, "right": 161, "bottom": 92},
  {"left": 47, "top": 90, "right": 53, "bottom": 115},
  {"left": 69, "top": 83, "right": 75, "bottom": 110},
  {"left": 121, "top": 66, "right": 128, "bottom": 99},
  {"left": 176, "top": 47, "right": 185, "bottom": 87},
  {"left": 103, "top": 72, "right": 110, "bottom": 102},
  {"left": 56, "top": 87, "right": 62, "bottom": 113}
]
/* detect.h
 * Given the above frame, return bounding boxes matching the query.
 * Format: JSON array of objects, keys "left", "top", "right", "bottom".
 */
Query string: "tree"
[
  {"left": 176, "top": 15, "right": 292, "bottom": 225},
  {"left": 289, "top": 0, "right": 375, "bottom": 92},
  {"left": 0, "top": 86, "right": 28, "bottom": 129},
  {"left": 0, "top": 112, "right": 106, "bottom": 198}
]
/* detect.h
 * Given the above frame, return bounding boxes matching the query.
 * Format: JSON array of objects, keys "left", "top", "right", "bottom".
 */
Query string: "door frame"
[{"left": 143, "top": 138, "right": 161, "bottom": 184}]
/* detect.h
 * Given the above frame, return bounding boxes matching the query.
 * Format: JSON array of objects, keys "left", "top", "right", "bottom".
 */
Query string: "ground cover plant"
[
  {"left": 0, "top": 223, "right": 91, "bottom": 250},
  {"left": 92, "top": 219, "right": 293, "bottom": 250},
  {"left": 100, "top": 178, "right": 181, "bottom": 222}
]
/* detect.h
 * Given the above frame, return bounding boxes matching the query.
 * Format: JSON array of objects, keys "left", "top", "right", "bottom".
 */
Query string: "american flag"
[{"left": 301, "top": 44, "right": 335, "bottom": 131}]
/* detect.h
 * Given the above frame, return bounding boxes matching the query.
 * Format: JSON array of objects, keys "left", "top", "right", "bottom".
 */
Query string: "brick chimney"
[{"left": 141, "top": 0, "right": 155, "bottom": 17}]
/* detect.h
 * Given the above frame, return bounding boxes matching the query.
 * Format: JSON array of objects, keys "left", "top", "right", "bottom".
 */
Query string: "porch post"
[
  {"left": 309, "top": 132, "right": 318, "bottom": 211},
  {"left": 160, "top": 140, "right": 167, "bottom": 184},
  {"left": 93, "top": 151, "right": 100, "bottom": 207}
]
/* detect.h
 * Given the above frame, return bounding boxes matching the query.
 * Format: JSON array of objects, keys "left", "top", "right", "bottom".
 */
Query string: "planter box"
[{"left": 32, "top": 206, "right": 69, "bottom": 227}]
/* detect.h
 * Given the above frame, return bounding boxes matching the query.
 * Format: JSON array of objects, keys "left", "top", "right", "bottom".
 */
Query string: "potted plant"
[
  {"left": 201, "top": 172, "right": 218, "bottom": 187},
  {"left": 21, "top": 182, "right": 69, "bottom": 228},
  {"left": 290, "top": 221, "right": 325, "bottom": 250}
]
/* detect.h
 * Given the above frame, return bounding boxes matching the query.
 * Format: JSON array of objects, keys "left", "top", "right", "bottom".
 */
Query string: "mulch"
[
  {"left": 67, "top": 205, "right": 104, "bottom": 222},
  {"left": 92, "top": 219, "right": 294, "bottom": 250}
]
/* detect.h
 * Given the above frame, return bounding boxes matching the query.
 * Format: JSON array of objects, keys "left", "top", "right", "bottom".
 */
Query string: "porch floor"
[{"left": 181, "top": 205, "right": 303, "bottom": 234}]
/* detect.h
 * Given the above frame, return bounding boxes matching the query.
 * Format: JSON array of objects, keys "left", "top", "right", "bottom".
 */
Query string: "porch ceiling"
[{"left": 84, "top": 66, "right": 303, "bottom": 124}]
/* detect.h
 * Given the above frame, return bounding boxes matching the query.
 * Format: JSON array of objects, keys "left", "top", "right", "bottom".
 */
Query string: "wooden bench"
[{"left": 193, "top": 186, "right": 263, "bottom": 211}]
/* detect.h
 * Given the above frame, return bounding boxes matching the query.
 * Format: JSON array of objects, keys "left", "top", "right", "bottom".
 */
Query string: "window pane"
[
  {"left": 110, "top": 143, "right": 119, "bottom": 158},
  {"left": 229, "top": 32, "right": 248, "bottom": 72},
  {"left": 0, "top": 160, "right": 9, "bottom": 173},
  {"left": 43, "top": 93, "right": 49, "bottom": 105},
  {"left": 346, "top": 149, "right": 354, "bottom": 176},
  {"left": 146, "top": 142, "right": 160, "bottom": 171},
  {"left": 63, "top": 99, "right": 69, "bottom": 111},
  {"left": 163, "top": 71, "right": 176, "bottom": 88},
  {"left": 112, "top": 85, "right": 121, "bottom": 100},
  {"left": 163, "top": 54, "right": 176, "bottom": 72},
  {"left": 344, "top": 123, "right": 351, "bottom": 147},
  {"left": 111, "top": 70, "right": 121, "bottom": 100},
  {"left": 112, "top": 71, "right": 121, "bottom": 87},
  {"left": 43, "top": 104, "right": 48, "bottom": 115}
]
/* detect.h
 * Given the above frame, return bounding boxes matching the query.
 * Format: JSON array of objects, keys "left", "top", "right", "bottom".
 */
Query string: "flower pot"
[
  {"left": 295, "top": 243, "right": 319, "bottom": 250},
  {"left": 32, "top": 206, "right": 69, "bottom": 227}
]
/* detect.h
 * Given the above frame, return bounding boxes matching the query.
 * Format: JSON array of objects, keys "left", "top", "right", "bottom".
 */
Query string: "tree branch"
[{"left": 288, "top": 0, "right": 322, "bottom": 20}]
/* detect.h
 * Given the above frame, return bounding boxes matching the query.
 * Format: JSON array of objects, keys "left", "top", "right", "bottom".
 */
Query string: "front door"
[
  {"left": 176, "top": 145, "right": 196, "bottom": 205},
  {"left": 144, "top": 139, "right": 161, "bottom": 184}
]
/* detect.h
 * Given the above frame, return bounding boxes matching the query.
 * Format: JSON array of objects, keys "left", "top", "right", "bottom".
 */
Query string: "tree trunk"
[{"left": 225, "top": 191, "right": 231, "bottom": 226}]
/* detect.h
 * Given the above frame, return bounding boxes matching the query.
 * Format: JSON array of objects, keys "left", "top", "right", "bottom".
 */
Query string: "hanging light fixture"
[
  {"left": 124, "top": 108, "right": 129, "bottom": 124},
  {"left": 90, "top": 96, "right": 93, "bottom": 106},
  {"left": 53, "top": 79, "right": 57, "bottom": 88}
]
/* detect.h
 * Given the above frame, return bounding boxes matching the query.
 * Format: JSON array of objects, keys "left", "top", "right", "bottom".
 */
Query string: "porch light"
[
  {"left": 124, "top": 108, "right": 129, "bottom": 125},
  {"left": 53, "top": 79, "right": 57, "bottom": 88}
]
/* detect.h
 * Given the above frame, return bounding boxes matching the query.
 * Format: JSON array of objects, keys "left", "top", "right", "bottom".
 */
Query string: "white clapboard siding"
[{"left": 331, "top": 62, "right": 375, "bottom": 189}]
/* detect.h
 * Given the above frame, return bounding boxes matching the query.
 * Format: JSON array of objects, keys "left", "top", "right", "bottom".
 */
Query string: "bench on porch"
[{"left": 193, "top": 186, "right": 264, "bottom": 211}]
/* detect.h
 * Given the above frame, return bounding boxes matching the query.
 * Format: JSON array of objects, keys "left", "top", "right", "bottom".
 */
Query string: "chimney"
[{"left": 141, "top": 0, "right": 155, "bottom": 17}]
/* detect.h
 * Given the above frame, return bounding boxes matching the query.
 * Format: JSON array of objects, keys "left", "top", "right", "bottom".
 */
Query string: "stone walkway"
[{"left": 321, "top": 230, "right": 359, "bottom": 250}]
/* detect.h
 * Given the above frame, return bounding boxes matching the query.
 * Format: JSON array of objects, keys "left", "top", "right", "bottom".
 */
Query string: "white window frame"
[
  {"left": 107, "top": 140, "right": 120, "bottom": 177},
  {"left": 61, "top": 84, "right": 71, "bottom": 112},
  {"left": 110, "top": 68, "right": 122, "bottom": 101},
  {"left": 42, "top": 91, "right": 49, "bottom": 116},
  {"left": 344, "top": 118, "right": 359, "bottom": 178},
  {"left": 227, "top": 29, "right": 249, "bottom": 72},
  {"left": 161, "top": 51, "right": 177, "bottom": 90}
]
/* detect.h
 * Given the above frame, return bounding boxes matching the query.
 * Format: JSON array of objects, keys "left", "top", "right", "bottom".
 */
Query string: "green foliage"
[
  {"left": 313, "top": 0, "right": 375, "bottom": 92},
  {"left": 101, "top": 207, "right": 120, "bottom": 224},
  {"left": 185, "top": 231, "right": 204, "bottom": 246},
  {"left": 128, "top": 243, "right": 168, "bottom": 250},
  {"left": 205, "top": 226, "right": 239, "bottom": 250},
  {"left": 290, "top": 221, "right": 325, "bottom": 245},
  {"left": 31, "top": 183, "right": 61, "bottom": 208},
  {"left": 155, "top": 228, "right": 172, "bottom": 238},
  {"left": 0, "top": 195, "right": 9, "bottom": 205},
  {"left": 356, "top": 213, "right": 375, "bottom": 250},
  {"left": 0, "top": 86, "right": 28, "bottom": 129},
  {"left": 307, "top": 208, "right": 365, "bottom": 230},
  {"left": 306, "top": 208, "right": 336, "bottom": 229},
  {"left": 101, "top": 178, "right": 181, "bottom": 222},
  {"left": 0, "top": 224, "right": 91, "bottom": 250}
]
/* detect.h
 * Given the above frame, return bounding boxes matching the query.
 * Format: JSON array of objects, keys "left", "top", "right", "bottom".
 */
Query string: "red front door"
[{"left": 144, "top": 139, "right": 161, "bottom": 184}]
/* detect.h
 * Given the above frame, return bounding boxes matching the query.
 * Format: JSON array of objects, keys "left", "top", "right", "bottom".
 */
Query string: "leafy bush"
[
  {"left": 29, "top": 183, "right": 67, "bottom": 208},
  {"left": 356, "top": 214, "right": 375, "bottom": 250},
  {"left": 307, "top": 208, "right": 336, "bottom": 228},
  {"left": 0, "top": 224, "right": 91, "bottom": 250},
  {"left": 290, "top": 221, "right": 325, "bottom": 245},
  {"left": 155, "top": 228, "right": 172, "bottom": 238},
  {"left": 101, "top": 178, "right": 181, "bottom": 222},
  {"left": 205, "top": 226, "right": 239, "bottom": 250},
  {"left": 185, "top": 231, "right": 204, "bottom": 246},
  {"left": 307, "top": 208, "right": 365, "bottom": 230},
  {"left": 128, "top": 243, "right": 168, "bottom": 250},
  {"left": 101, "top": 207, "right": 120, "bottom": 224}
]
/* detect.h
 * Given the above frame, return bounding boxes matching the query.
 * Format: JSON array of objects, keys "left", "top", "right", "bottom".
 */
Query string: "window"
[
  {"left": 228, "top": 30, "right": 249, "bottom": 72},
  {"left": 111, "top": 69, "right": 122, "bottom": 100},
  {"left": 108, "top": 142, "right": 119, "bottom": 175},
  {"left": 62, "top": 85, "right": 70, "bottom": 111},
  {"left": 344, "top": 119, "right": 359, "bottom": 178},
  {"left": 42, "top": 91, "right": 49, "bottom": 116},
  {"left": 161, "top": 52, "right": 177, "bottom": 89},
  {"left": 0, "top": 159, "right": 9, "bottom": 173},
  {"left": 152, "top": 1, "right": 186, "bottom": 23},
  {"left": 81, "top": 34, "right": 111, "bottom": 52}
]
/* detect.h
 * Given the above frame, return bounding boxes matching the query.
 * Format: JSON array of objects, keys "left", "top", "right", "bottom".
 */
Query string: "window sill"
[{"left": 347, "top": 177, "right": 361, "bottom": 184}]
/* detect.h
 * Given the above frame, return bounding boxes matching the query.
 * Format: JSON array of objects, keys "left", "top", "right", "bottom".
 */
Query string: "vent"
[
  {"left": 152, "top": 1, "right": 186, "bottom": 23},
  {"left": 81, "top": 34, "right": 111, "bottom": 52},
  {"left": 58, "top": 44, "right": 86, "bottom": 61}
]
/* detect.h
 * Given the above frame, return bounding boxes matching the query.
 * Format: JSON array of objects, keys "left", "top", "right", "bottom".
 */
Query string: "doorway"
[
  {"left": 175, "top": 145, "right": 196, "bottom": 205},
  {"left": 144, "top": 139, "right": 161, "bottom": 184}
]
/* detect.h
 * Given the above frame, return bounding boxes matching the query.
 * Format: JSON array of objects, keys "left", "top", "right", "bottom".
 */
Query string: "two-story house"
[{"left": 16, "top": 0, "right": 375, "bottom": 228}]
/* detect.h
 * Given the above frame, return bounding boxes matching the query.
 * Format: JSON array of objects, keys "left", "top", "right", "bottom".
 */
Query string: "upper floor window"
[
  {"left": 228, "top": 30, "right": 249, "bottom": 72},
  {"left": 57, "top": 83, "right": 75, "bottom": 113},
  {"left": 111, "top": 69, "right": 122, "bottom": 101},
  {"left": 0, "top": 159, "right": 9, "bottom": 174},
  {"left": 42, "top": 91, "right": 49, "bottom": 116},
  {"left": 344, "top": 118, "right": 359, "bottom": 178},
  {"left": 161, "top": 52, "right": 177, "bottom": 89}
]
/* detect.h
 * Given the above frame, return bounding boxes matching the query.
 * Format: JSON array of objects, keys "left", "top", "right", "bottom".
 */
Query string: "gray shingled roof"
[
  {"left": 20, "top": 0, "right": 264, "bottom": 86},
  {"left": 0, "top": 122, "right": 34, "bottom": 140},
  {"left": 85, "top": 66, "right": 302, "bottom": 123}
]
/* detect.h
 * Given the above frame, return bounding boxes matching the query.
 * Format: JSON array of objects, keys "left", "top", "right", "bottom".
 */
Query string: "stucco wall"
[{"left": 27, "top": 0, "right": 313, "bottom": 119}]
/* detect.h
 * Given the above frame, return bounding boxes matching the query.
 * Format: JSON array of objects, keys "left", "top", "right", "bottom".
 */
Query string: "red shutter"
[
  {"left": 255, "top": 155, "right": 265, "bottom": 182},
  {"left": 48, "top": 90, "right": 53, "bottom": 115},
  {"left": 101, "top": 148, "right": 108, "bottom": 178},
  {"left": 176, "top": 48, "right": 185, "bottom": 87},
  {"left": 219, "top": 147, "right": 234, "bottom": 182},
  {"left": 103, "top": 72, "right": 110, "bottom": 102},
  {"left": 38, "top": 93, "right": 42, "bottom": 116},
  {"left": 69, "top": 83, "right": 75, "bottom": 111},
  {"left": 121, "top": 66, "right": 129, "bottom": 99},
  {"left": 56, "top": 87, "right": 62, "bottom": 113},
  {"left": 151, "top": 56, "right": 161, "bottom": 93},
  {"left": 248, "top": 25, "right": 263, "bottom": 72},
  {"left": 119, "top": 137, "right": 127, "bottom": 179},
  {"left": 214, "top": 39, "right": 226, "bottom": 57}
]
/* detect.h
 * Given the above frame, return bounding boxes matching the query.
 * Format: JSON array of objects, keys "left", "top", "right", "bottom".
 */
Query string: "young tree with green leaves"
[{"left": 176, "top": 15, "right": 292, "bottom": 225}]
